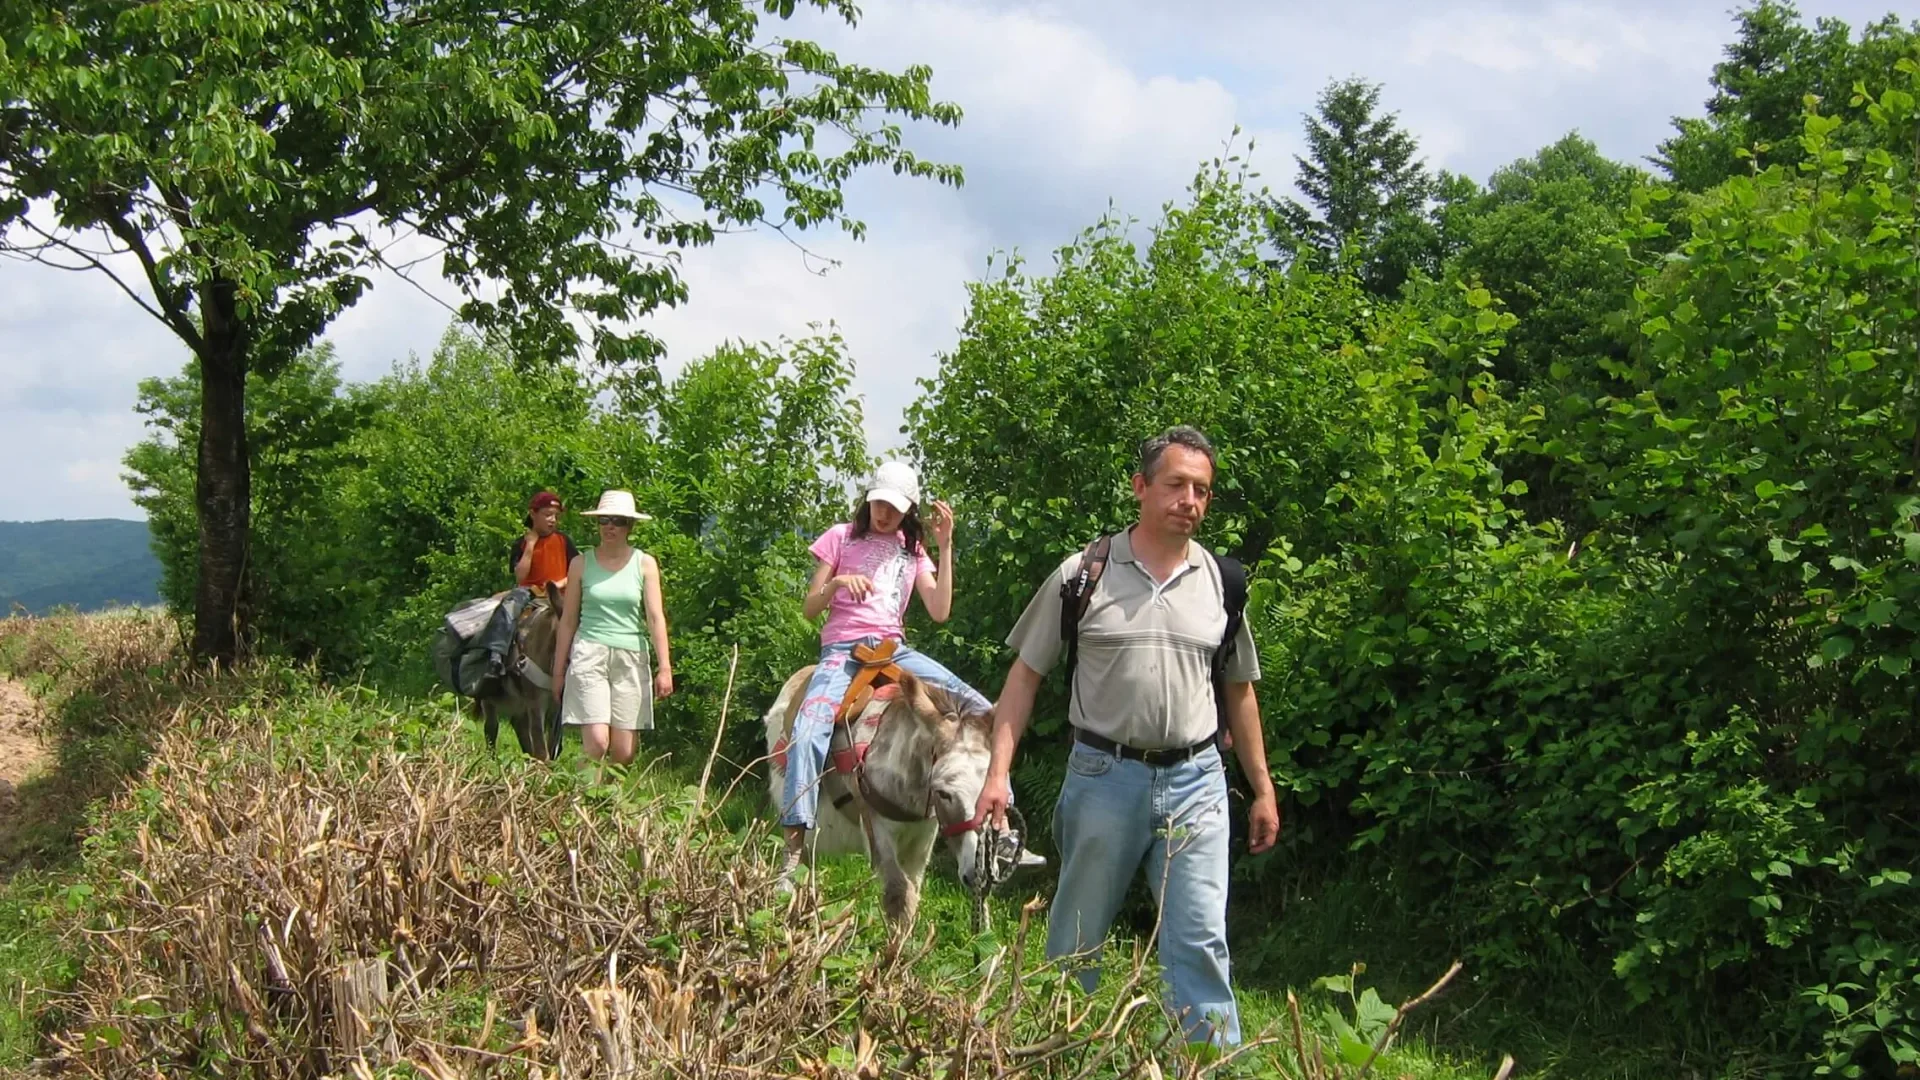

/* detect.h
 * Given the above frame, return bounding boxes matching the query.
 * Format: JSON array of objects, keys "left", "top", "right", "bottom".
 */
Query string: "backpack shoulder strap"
[
  {"left": 1211, "top": 550, "right": 1248, "bottom": 673},
  {"left": 1058, "top": 534, "right": 1113, "bottom": 704},
  {"left": 1059, "top": 535, "right": 1113, "bottom": 635},
  {"left": 1206, "top": 548, "right": 1249, "bottom": 769}
]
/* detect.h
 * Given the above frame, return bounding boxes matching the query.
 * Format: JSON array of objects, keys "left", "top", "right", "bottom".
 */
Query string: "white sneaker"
[
  {"left": 774, "top": 851, "right": 804, "bottom": 898},
  {"left": 994, "top": 830, "right": 1048, "bottom": 874}
]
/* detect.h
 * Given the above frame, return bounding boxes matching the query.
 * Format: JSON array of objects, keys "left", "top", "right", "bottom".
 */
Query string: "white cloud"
[
  {"left": 634, "top": 0, "right": 1285, "bottom": 452},
  {"left": 1403, "top": 5, "right": 1717, "bottom": 78}
]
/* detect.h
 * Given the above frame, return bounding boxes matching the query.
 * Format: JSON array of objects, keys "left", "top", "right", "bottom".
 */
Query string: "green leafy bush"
[{"left": 911, "top": 73, "right": 1920, "bottom": 1069}]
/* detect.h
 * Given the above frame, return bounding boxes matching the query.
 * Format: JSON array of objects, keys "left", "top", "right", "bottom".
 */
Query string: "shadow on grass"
[
  {"left": 0, "top": 610, "right": 197, "bottom": 1068},
  {"left": 0, "top": 611, "right": 192, "bottom": 877}
]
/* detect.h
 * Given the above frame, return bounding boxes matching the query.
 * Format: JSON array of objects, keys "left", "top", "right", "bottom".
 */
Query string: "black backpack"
[{"left": 1057, "top": 534, "right": 1249, "bottom": 757}]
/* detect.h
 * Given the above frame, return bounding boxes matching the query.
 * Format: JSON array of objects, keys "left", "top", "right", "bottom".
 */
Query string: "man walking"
[{"left": 975, "top": 426, "right": 1280, "bottom": 1047}]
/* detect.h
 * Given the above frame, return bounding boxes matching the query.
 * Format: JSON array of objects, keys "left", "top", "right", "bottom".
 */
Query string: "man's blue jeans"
[
  {"left": 1047, "top": 739, "right": 1240, "bottom": 1046},
  {"left": 778, "top": 638, "right": 989, "bottom": 829}
]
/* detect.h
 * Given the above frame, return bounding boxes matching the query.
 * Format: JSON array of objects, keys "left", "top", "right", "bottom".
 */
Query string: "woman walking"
[{"left": 550, "top": 490, "right": 673, "bottom": 765}]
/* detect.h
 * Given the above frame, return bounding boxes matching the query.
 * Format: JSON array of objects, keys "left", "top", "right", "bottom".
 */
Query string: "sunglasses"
[{"left": 598, "top": 517, "right": 635, "bottom": 528}]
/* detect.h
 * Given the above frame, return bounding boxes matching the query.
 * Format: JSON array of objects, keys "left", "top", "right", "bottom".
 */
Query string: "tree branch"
[
  {"left": 94, "top": 210, "right": 204, "bottom": 350},
  {"left": 14, "top": 218, "right": 202, "bottom": 351}
]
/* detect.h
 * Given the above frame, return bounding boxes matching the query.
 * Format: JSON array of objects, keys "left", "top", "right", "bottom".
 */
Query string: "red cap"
[{"left": 528, "top": 491, "right": 562, "bottom": 513}]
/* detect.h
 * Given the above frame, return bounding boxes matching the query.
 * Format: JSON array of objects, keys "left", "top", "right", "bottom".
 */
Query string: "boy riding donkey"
[{"left": 475, "top": 491, "right": 578, "bottom": 695}]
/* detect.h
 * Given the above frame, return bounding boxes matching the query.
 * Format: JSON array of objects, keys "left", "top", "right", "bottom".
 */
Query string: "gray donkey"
[{"left": 472, "top": 583, "right": 566, "bottom": 760}]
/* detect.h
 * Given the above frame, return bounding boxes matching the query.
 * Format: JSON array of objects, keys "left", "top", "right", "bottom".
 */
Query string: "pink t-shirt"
[{"left": 811, "top": 522, "right": 935, "bottom": 645}]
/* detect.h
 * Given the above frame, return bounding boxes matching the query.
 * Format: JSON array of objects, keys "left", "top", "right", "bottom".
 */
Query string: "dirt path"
[{"left": 0, "top": 676, "right": 52, "bottom": 816}]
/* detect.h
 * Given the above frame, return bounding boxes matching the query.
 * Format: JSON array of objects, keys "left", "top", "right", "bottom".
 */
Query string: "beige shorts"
[{"left": 561, "top": 639, "right": 654, "bottom": 732}]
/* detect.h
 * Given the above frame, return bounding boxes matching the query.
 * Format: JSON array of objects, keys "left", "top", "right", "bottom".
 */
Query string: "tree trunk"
[{"left": 192, "top": 282, "right": 250, "bottom": 667}]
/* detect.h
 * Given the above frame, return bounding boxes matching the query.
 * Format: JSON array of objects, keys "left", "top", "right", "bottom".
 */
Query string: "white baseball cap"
[{"left": 865, "top": 461, "right": 921, "bottom": 513}]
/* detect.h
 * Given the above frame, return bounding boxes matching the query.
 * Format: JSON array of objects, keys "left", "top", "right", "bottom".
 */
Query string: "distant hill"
[{"left": 0, "top": 520, "right": 162, "bottom": 615}]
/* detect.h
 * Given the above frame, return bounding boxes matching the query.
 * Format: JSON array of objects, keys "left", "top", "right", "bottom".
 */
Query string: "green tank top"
[{"left": 577, "top": 547, "right": 647, "bottom": 652}]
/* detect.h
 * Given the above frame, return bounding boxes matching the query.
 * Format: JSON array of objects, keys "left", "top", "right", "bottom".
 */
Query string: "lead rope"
[{"left": 970, "top": 806, "right": 1027, "bottom": 965}]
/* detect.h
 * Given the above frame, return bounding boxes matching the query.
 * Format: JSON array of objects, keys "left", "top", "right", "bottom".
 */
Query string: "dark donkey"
[{"left": 474, "top": 581, "right": 566, "bottom": 759}]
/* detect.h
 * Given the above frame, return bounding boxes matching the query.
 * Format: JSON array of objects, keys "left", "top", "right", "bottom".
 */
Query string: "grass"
[
  {"left": 0, "top": 608, "right": 185, "bottom": 869},
  {"left": 0, "top": 871, "right": 77, "bottom": 1068},
  {"left": 0, "top": 611, "right": 1764, "bottom": 1078},
  {"left": 0, "top": 609, "right": 187, "bottom": 1071}
]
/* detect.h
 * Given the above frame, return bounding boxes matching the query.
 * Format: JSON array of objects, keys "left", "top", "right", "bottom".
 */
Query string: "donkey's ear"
[
  {"left": 893, "top": 669, "right": 934, "bottom": 715},
  {"left": 545, "top": 580, "right": 565, "bottom": 609}
]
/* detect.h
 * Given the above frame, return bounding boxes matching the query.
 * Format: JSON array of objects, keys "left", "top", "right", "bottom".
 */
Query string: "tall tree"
[
  {"left": 1656, "top": 0, "right": 1919, "bottom": 190},
  {"left": 1447, "top": 133, "right": 1644, "bottom": 392},
  {"left": 123, "top": 344, "right": 383, "bottom": 662},
  {"left": 0, "top": 0, "right": 959, "bottom": 664},
  {"left": 1272, "top": 78, "right": 1444, "bottom": 297}
]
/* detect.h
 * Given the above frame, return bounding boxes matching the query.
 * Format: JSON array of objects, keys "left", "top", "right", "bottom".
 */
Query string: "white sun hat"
[
  {"left": 865, "top": 461, "right": 922, "bottom": 513},
  {"left": 578, "top": 489, "right": 652, "bottom": 521}
]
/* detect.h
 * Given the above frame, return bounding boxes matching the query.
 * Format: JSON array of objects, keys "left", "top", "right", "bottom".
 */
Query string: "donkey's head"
[
  {"left": 514, "top": 581, "right": 565, "bottom": 678},
  {"left": 866, "top": 670, "right": 997, "bottom": 881}
]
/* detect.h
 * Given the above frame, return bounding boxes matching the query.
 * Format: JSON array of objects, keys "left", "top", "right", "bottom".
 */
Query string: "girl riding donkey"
[{"left": 777, "top": 461, "right": 1038, "bottom": 893}]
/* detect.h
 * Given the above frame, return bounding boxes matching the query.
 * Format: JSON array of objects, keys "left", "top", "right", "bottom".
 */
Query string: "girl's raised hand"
[{"left": 927, "top": 499, "right": 954, "bottom": 549}]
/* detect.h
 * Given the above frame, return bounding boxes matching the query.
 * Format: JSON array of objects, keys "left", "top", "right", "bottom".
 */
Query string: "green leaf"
[{"left": 1355, "top": 987, "right": 1399, "bottom": 1033}]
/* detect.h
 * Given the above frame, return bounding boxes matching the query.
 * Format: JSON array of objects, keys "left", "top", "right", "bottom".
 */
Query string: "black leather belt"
[{"left": 1074, "top": 727, "right": 1212, "bottom": 767}]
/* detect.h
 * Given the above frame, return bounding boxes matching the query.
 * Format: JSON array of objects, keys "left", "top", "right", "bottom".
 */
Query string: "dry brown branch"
[
  {"left": 1354, "top": 960, "right": 1465, "bottom": 1079},
  {"left": 11, "top": 614, "right": 1481, "bottom": 1080},
  {"left": 1288, "top": 990, "right": 1322, "bottom": 1080},
  {"left": 689, "top": 643, "right": 739, "bottom": 824}
]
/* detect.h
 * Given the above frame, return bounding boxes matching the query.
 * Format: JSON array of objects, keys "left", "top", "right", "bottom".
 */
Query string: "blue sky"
[{"left": 2, "top": 0, "right": 1911, "bottom": 521}]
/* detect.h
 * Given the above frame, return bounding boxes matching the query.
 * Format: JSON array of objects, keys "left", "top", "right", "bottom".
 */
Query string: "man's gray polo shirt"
[{"left": 1006, "top": 528, "right": 1259, "bottom": 751}]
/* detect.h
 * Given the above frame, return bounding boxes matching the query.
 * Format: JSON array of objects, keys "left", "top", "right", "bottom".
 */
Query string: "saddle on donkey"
[
  {"left": 771, "top": 638, "right": 906, "bottom": 815},
  {"left": 432, "top": 587, "right": 558, "bottom": 699}
]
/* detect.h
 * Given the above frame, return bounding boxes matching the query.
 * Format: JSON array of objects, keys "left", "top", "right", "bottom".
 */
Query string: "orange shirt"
[{"left": 515, "top": 532, "right": 577, "bottom": 592}]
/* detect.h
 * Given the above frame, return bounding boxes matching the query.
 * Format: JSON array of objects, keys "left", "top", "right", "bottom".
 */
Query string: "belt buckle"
[{"left": 1146, "top": 742, "right": 1195, "bottom": 767}]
